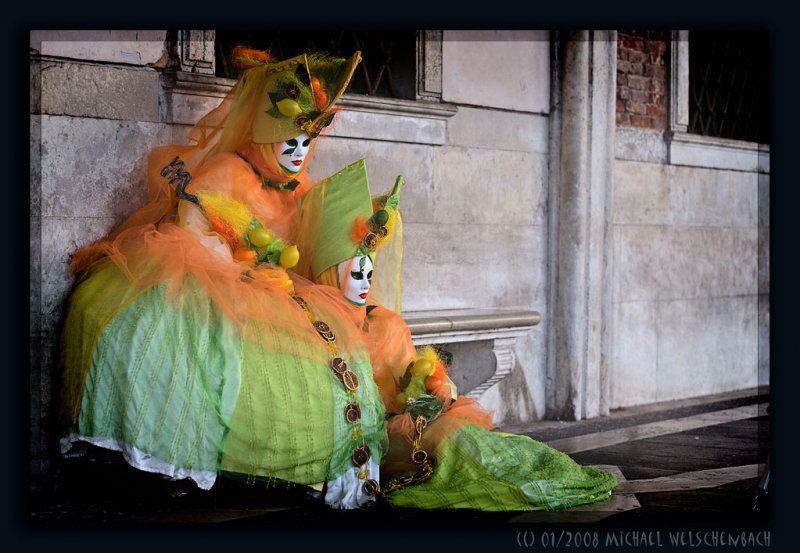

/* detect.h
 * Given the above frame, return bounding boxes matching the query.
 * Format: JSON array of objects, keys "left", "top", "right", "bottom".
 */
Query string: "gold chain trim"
[
  {"left": 378, "top": 414, "right": 435, "bottom": 497},
  {"left": 292, "top": 294, "right": 379, "bottom": 496}
]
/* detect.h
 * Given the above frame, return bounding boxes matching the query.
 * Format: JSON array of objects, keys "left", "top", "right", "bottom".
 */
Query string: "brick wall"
[{"left": 616, "top": 30, "right": 667, "bottom": 130}]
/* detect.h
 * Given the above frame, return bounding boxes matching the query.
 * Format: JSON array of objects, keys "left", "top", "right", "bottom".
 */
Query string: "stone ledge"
[
  {"left": 403, "top": 308, "right": 541, "bottom": 398},
  {"left": 404, "top": 308, "right": 540, "bottom": 341},
  {"left": 162, "top": 72, "right": 234, "bottom": 98},
  {"left": 163, "top": 72, "right": 458, "bottom": 145},
  {"left": 667, "top": 131, "right": 770, "bottom": 173},
  {"left": 338, "top": 95, "right": 458, "bottom": 119},
  {"left": 30, "top": 31, "right": 168, "bottom": 66},
  {"left": 326, "top": 96, "right": 456, "bottom": 145}
]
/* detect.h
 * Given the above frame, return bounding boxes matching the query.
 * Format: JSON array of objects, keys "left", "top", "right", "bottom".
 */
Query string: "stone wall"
[
  {"left": 611, "top": 126, "right": 767, "bottom": 408},
  {"left": 610, "top": 28, "right": 768, "bottom": 408}
]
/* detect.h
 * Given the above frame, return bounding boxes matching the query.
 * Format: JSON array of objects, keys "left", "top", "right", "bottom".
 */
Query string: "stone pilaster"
[{"left": 546, "top": 31, "right": 617, "bottom": 420}]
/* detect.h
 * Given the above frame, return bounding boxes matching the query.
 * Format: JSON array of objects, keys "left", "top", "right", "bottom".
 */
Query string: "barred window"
[
  {"left": 688, "top": 31, "right": 769, "bottom": 144},
  {"left": 215, "top": 30, "right": 417, "bottom": 100}
]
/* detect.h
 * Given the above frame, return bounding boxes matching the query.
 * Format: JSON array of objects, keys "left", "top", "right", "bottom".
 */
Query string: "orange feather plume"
[
  {"left": 231, "top": 46, "right": 275, "bottom": 70},
  {"left": 349, "top": 215, "right": 370, "bottom": 245}
]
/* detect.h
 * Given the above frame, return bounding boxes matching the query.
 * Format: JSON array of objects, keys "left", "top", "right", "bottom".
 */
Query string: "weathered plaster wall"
[
  {"left": 441, "top": 31, "right": 549, "bottom": 426},
  {"left": 441, "top": 30, "right": 551, "bottom": 113},
  {"left": 610, "top": 29, "right": 767, "bottom": 409},
  {"left": 610, "top": 127, "right": 766, "bottom": 408}
]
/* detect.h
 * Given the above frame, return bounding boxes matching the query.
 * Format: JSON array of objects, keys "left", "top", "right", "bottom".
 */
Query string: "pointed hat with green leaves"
[
  {"left": 307, "top": 158, "right": 403, "bottom": 278},
  {"left": 249, "top": 51, "right": 361, "bottom": 143}
]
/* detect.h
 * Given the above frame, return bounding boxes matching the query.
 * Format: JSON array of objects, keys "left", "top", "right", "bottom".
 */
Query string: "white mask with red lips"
[
  {"left": 337, "top": 255, "right": 373, "bottom": 306},
  {"left": 272, "top": 132, "right": 311, "bottom": 174}
]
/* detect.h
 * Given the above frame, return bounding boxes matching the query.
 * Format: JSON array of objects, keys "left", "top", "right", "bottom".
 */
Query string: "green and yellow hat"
[
  {"left": 248, "top": 51, "right": 361, "bottom": 143},
  {"left": 306, "top": 159, "right": 403, "bottom": 278}
]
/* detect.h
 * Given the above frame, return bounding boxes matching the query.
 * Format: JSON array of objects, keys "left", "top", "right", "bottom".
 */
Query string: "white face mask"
[
  {"left": 272, "top": 132, "right": 311, "bottom": 174},
  {"left": 337, "top": 255, "right": 373, "bottom": 306}
]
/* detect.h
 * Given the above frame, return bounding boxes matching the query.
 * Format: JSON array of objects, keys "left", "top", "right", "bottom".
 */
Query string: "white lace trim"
[
  {"left": 60, "top": 433, "right": 217, "bottom": 490},
  {"left": 323, "top": 458, "right": 380, "bottom": 509}
]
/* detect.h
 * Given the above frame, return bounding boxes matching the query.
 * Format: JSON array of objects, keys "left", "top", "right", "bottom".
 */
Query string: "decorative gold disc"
[
  {"left": 362, "top": 478, "right": 379, "bottom": 496},
  {"left": 413, "top": 465, "right": 434, "bottom": 484},
  {"left": 397, "top": 475, "right": 414, "bottom": 487},
  {"left": 344, "top": 403, "right": 361, "bottom": 424},
  {"left": 363, "top": 232, "right": 378, "bottom": 249},
  {"left": 313, "top": 320, "right": 335, "bottom": 342},
  {"left": 411, "top": 449, "right": 428, "bottom": 465},
  {"left": 331, "top": 357, "right": 347, "bottom": 375},
  {"left": 341, "top": 370, "right": 359, "bottom": 391},
  {"left": 352, "top": 445, "right": 371, "bottom": 466}
]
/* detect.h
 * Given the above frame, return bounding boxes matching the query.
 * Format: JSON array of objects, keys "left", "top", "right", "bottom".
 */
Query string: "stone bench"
[{"left": 402, "top": 309, "right": 541, "bottom": 398}]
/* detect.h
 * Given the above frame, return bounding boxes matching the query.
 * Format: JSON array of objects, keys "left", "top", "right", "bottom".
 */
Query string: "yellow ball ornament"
[
  {"left": 279, "top": 245, "right": 300, "bottom": 268},
  {"left": 248, "top": 227, "right": 271, "bottom": 248},
  {"left": 277, "top": 99, "right": 302, "bottom": 117},
  {"left": 411, "top": 358, "right": 435, "bottom": 377}
]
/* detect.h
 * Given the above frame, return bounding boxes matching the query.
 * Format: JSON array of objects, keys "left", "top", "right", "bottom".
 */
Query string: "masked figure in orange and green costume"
[
  {"left": 296, "top": 160, "right": 619, "bottom": 511},
  {"left": 58, "top": 48, "right": 389, "bottom": 509}
]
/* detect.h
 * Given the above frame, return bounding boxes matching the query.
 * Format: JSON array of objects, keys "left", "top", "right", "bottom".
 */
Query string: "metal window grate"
[
  {"left": 215, "top": 30, "right": 417, "bottom": 100},
  {"left": 688, "top": 31, "right": 769, "bottom": 144}
]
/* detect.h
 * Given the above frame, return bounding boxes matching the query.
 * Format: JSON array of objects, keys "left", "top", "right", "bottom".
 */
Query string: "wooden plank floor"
[{"left": 28, "top": 387, "right": 771, "bottom": 529}]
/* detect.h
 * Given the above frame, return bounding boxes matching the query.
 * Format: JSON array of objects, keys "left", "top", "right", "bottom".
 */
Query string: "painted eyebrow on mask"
[{"left": 281, "top": 139, "right": 298, "bottom": 155}]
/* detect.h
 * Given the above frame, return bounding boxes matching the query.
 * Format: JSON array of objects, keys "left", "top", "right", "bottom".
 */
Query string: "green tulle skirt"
[
  {"left": 59, "top": 259, "right": 387, "bottom": 489},
  {"left": 385, "top": 424, "right": 617, "bottom": 511},
  {"left": 60, "top": 259, "right": 615, "bottom": 511}
]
